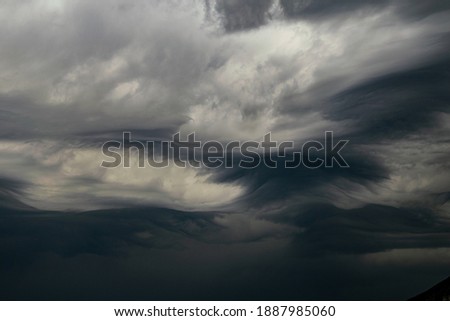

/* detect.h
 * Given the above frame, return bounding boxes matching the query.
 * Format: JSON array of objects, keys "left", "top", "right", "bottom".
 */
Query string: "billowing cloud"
[
  {"left": 1, "top": 0, "right": 450, "bottom": 300},
  {"left": 214, "top": 0, "right": 275, "bottom": 32}
]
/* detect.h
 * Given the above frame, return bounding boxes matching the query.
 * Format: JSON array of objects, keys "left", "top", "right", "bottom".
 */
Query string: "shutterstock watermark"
[{"left": 101, "top": 131, "right": 349, "bottom": 169}]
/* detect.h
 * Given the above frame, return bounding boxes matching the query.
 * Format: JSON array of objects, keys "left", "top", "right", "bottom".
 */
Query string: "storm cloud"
[{"left": 0, "top": 0, "right": 449, "bottom": 300}]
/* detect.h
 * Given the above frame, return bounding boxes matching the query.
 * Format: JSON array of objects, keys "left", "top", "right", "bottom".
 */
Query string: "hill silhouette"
[{"left": 410, "top": 277, "right": 450, "bottom": 300}]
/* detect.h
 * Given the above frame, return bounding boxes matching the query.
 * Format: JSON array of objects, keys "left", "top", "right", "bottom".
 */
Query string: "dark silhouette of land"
[{"left": 410, "top": 276, "right": 450, "bottom": 300}]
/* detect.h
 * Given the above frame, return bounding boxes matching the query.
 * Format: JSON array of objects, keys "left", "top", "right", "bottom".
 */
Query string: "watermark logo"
[{"left": 101, "top": 131, "right": 349, "bottom": 169}]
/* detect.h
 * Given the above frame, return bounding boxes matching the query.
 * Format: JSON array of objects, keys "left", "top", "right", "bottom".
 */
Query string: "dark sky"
[{"left": 0, "top": 0, "right": 450, "bottom": 300}]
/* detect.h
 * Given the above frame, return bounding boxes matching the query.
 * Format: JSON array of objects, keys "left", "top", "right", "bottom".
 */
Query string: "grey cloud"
[
  {"left": 0, "top": 0, "right": 217, "bottom": 140},
  {"left": 1, "top": 0, "right": 450, "bottom": 300},
  {"left": 211, "top": 0, "right": 450, "bottom": 32},
  {"left": 280, "top": 0, "right": 389, "bottom": 19},
  {"left": 0, "top": 206, "right": 221, "bottom": 264},
  {"left": 396, "top": 0, "right": 450, "bottom": 19},
  {"left": 324, "top": 56, "right": 450, "bottom": 141},
  {"left": 1, "top": 204, "right": 449, "bottom": 300},
  {"left": 287, "top": 204, "right": 450, "bottom": 256},
  {"left": 207, "top": 149, "right": 389, "bottom": 208},
  {"left": 214, "top": 0, "right": 274, "bottom": 32},
  {"left": 0, "top": 177, "right": 33, "bottom": 211}
]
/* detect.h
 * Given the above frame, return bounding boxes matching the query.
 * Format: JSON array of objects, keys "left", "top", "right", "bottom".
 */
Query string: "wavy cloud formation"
[{"left": 0, "top": 0, "right": 449, "bottom": 300}]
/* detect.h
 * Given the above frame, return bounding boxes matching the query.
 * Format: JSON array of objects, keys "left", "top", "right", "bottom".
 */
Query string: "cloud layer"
[{"left": 1, "top": 0, "right": 450, "bottom": 299}]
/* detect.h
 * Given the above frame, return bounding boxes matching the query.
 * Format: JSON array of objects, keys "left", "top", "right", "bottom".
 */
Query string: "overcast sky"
[{"left": 1, "top": 0, "right": 450, "bottom": 300}]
